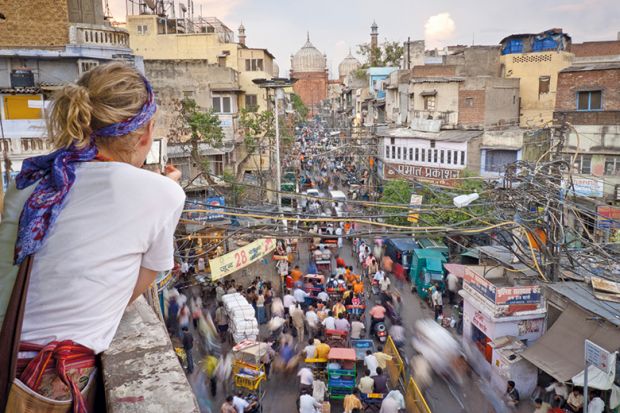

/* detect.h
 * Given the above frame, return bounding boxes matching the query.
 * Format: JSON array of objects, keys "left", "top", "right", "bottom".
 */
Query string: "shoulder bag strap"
[{"left": 0, "top": 255, "right": 34, "bottom": 411}]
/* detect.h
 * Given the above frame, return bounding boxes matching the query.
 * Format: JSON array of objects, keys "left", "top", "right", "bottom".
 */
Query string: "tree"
[
  {"left": 357, "top": 40, "right": 404, "bottom": 67},
  {"left": 380, "top": 179, "right": 412, "bottom": 226},
  {"left": 167, "top": 98, "right": 225, "bottom": 185},
  {"left": 290, "top": 93, "right": 308, "bottom": 120},
  {"left": 236, "top": 108, "right": 275, "bottom": 180}
]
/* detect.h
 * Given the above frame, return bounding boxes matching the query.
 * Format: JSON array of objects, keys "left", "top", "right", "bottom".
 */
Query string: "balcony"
[
  {"left": 554, "top": 110, "right": 620, "bottom": 126},
  {"left": 102, "top": 296, "right": 199, "bottom": 412},
  {"left": 410, "top": 110, "right": 457, "bottom": 132},
  {"left": 69, "top": 23, "right": 131, "bottom": 50}
]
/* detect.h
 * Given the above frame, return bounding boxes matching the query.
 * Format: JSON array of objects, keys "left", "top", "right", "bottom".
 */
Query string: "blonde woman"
[{"left": 0, "top": 63, "right": 185, "bottom": 411}]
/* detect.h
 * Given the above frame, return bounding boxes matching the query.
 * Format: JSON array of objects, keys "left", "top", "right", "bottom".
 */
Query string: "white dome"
[
  {"left": 338, "top": 51, "right": 361, "bottom": 78},
  {"left": 272, "top": 61, "right": 280, "bottom": 77},
  {"left": 291, "top": 34, "right": 327, "bottom": 73}
]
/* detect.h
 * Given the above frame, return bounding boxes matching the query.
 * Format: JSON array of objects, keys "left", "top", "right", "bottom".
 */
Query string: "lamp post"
[{"left": 252, "top": 78, "right": 296, "bottom": 211}]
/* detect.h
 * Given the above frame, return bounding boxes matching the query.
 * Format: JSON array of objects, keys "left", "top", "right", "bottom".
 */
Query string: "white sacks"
[{"left": 222, "top": 293, "right": 259, "bottom": 343}]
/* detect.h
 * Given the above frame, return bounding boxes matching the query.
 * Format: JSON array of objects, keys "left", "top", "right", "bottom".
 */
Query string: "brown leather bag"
[{"left": 0, "top": 256, "right": 34, "bottom": 411}]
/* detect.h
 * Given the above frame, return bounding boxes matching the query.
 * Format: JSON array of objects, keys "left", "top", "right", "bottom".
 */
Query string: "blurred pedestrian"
[
  {"left": 181, "top": 326, "right": 194, "bottom": 373},
  {"left": 202, "top": 353, "right": 218, "bottom": 397}
]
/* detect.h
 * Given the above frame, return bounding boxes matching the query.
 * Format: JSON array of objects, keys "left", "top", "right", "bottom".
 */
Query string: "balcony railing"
[
  {"left": 69, "top": 23, "right": 130, "bottom": 49},
  {"left": 554, "top": 110, "right": 620, "bottom": 126}
]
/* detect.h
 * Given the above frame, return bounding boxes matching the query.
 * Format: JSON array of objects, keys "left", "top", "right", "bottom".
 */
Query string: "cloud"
[{"left": 424, "top": 12, "right": 456, "bottom": 49}]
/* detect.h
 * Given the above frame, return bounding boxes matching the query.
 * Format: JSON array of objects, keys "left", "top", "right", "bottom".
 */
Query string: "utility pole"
[
  {"left": 274, "top": 87, "right": 283, "bottom": 211},
  {"left": 545, "top": 122, "right": 567, "bottom": 282}
]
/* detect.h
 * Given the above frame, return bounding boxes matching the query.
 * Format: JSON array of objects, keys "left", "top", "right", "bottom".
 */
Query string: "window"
[
  {"left": 577, "top": 91, "right": 602, "bottom": 111},
  {"left": 385, "top": 145, "right": 390, "bottom": 158},
  {"left": 136, "top": 24, "right": 148, "bottom": 35},
  {"left": 392, "top": 146, "right": 395, "bottom": 158},
  {"left": 423, "top": 95, "right": 436, "bottom": 111},
  {"left": 245, "top": 58, "right": 264, "bottom": 71},
  {"left": 415, "top": 148, "right": 419, "bottom": 161},
  {"left": 460, "top": 151, "right": 465, "bottom": 165},
  {"left": 78, "top": 59, "right": 99, "bottom": 75},
  {"left": 397, "top": 147, "right": 401, "bottom": 160},
  {"left": 484, "top": 150, "right": 518, "bottom": 173},
  {"left": 578, "top": 155, "right": 592, "bottom": 174},
  {"left": 3, "top": 95, "right": 42, "bottom": 120},
  {"left": 433, "top": 149, "right": 438, "bottom": 163},
  {"left": 212, "top": 96, "right": 232, "bottom": 113},
  {"left": 465, "top": 97, "right": 474, "bottom": 107},
  {"left": 409, "top": 148, "right": 413, "bottom": 161},
  {"left": 447, "top": 150, "right": 452, "bottom": 164},
  {"left": 605, "top": 156, "right": 620, "bottom": 176},
  {"left": 430, "top": 140, "right": 436, "bottom": 148},
  {"left": 245, "top": 94, "right": 258, "bottom": 112},
  {"left": 390, "top": 137, "right": 395, "bottom": 145},
  {"left": 421, "top": 148, "right": 425, "bottom": 162},
  {"left": 539, "top": 76, "right": 550, "bottom": 94},
  {"left": 440, "top": 150, "right": 445, "bottom": 164}
]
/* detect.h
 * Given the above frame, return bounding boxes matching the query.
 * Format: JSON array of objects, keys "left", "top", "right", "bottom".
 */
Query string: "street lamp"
[{"left": 253, "top": 78, "right": 296, "bottom": 211}]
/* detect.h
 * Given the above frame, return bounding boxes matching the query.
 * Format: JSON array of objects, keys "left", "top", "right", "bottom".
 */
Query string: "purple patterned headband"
[{"left": 91, "top": 75, "right": 157, "bottom": 138}]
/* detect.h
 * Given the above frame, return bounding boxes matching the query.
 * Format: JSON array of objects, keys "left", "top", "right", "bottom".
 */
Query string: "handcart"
[
  {"left": 232, "top": 341, "right": 270, "bottom": 412},
  {"left": 326, "top": 348, "right": 357, "bottom": 400},
  {"left": 324, "top": 329, "right": 348, "bottom": 348}
]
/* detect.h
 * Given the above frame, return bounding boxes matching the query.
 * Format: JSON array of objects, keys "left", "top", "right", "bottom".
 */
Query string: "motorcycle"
[{"left": 373, "top": 320, "right": 387, "bottom": 343}]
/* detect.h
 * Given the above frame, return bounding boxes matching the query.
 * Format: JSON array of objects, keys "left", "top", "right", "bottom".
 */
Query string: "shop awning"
[{"left": 521, "top": 304, "right": 620, "bottom": 382}]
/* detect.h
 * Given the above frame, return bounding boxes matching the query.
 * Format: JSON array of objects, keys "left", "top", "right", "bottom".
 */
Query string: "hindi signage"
[
  {"left": 209, "top": 238, "right": 276, "bottom": 281},
  {"left": 408, "top": 194, "right": 423, "bottom": 223},
  {"left": 463, "top": 267, "right": 496, "bottom": 303},
  {"left": 597, "top": 206, "right": 620, "bottom": 230},
  {"left": 384, "top": 162, "right": 461, "bottom": 186},
  {"left": 585, "top": 339, "right": 613, "bottom": 375},
  {"left": 495, "top": 285, "right": 542, "bottom": 305}
]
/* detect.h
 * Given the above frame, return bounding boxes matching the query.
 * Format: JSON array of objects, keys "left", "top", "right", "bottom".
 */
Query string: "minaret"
[
  {"left": 238, "top": 23, "right": 246, "bottom": 46},
  {"left": 370, "top": 21, "right": 379, "bottom": 66}
]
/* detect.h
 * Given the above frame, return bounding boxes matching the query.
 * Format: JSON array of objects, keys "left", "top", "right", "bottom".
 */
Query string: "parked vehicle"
[
  {"left": 409, "top": 248, "right": 447, "bottom": 300},
  {"left": 383, "top": 237, "right": 419, "bottom": 280}
]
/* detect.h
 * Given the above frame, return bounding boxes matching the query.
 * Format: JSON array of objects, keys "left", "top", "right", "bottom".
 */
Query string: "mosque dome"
[
  {"left": 272, "top": 61, "right": 280, "bottom": 77},
  {"left": 291, "top": 33, "right": 327, "bottom": 73},
  {"left": 338, "top": 51, "right": 361, "bottom": 79}
]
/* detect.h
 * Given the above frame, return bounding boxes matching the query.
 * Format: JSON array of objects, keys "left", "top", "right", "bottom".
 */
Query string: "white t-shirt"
[
  {"left": 306, "top": 311, "right": 319, "bottom": 327},
  {"left": 283, "top": 294, "right": 297, "bottom": 308},
  {"left": 365, "top": 354, "right": 379, "bottom": 376},
  {"left": 299, "top": 394, "right": 320, "bottom": 413},
  {"left": 322, "top": 316, "right": 336, "bottom": 330},
  {"left": 298, "top": 367, "right": 314, "bottom": 385},
  {"left": 19, "top": 162, "right": 185, "bottom": 354},
  {"left": 317, "top": 291, "right": 329, "bottom": 302},
  {"left": 232, "top": 396, "right": 250, "bottom": 413}
]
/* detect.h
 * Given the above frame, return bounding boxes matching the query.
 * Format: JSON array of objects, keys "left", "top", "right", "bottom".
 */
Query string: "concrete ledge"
[{"left": 101, "top": 296, "right": 199, "bottom": 413}]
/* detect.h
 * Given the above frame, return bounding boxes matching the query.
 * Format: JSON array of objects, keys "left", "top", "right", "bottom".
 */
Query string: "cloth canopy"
[{"left": 521, "top": 304, "right": 620, "bottom": 382}]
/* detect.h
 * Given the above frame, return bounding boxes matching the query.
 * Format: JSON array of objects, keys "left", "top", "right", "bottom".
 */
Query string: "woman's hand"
[{"left": 164, "top": 164, "right": 182, "bottom": 183}]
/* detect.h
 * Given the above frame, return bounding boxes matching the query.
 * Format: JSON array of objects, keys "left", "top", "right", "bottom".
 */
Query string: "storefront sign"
[
  {"left": 463, "top": 267, "right": 497, "bottom": 304},
  {"left": 408, "top": 194, "right": 423, "bottom": 223},
  {"left": 597, "top": 206, "right": 620, "bottom": 230},
  {"left": 495, "top": 286, "right": 542, "bottom": 305},
  {"left": 472, "top": 311, "right": 489, "bottom": 334},
  {"left": 209, "top": 238, "right": 276, "bottom": 281},
  {"left": 383, "top": 162, "right": 461, "bottom": 187},
  {"left": 585, "top": 339, "right": 613, "bottom": 375},
  {"left": 562, "top": 178, "right": 604, "bottom": 198}
]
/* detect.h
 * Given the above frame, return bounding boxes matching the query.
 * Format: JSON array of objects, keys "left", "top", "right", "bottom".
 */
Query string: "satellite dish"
[
  {"left": 179, "top": 2, "right": 187, "bottom": 13},
  {"left": 144, "top": 0, "right": 156, "bottom": 10}
]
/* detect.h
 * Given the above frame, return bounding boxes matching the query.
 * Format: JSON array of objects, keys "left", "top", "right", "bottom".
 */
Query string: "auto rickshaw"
[
  {"left": 383, "top": 237, "right": 419, "bottom": 281},
  {"left": 326, "top": 348, "right": 357, "bottom": 400},
  {"left": 410, "top": 248, "right": 447, "bottom": 300}
]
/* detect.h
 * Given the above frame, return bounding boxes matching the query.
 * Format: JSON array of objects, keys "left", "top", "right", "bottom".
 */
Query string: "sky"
[{"left": 110, "top": 0, "right": 620, "bottom": 78}]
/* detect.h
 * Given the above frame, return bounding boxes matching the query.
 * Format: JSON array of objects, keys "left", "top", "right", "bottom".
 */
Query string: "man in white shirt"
[
  {"left": 545, "top": 381, "right": 568, "bottom": 406},
  {"left": 299, "top": 393, "right": 322, "bottom": 413},
  {"left": 283, "top": 293, "right": 297, "bottom": 315},
  {"left": 232, "top": 394, "right": 251, "bottom": 413},
  {"left": 317, "top": 290, "right": 329, "bottom": 303},
  {"left": 373, "top": 270, "right": 385, "bottom": 283},
  {"left": 334, "top": 313, "right": 350, "bottom": 332},
  {"left": 351, "top": 318, "right": 365, "bottom": 339},
  {"left": 588, "top": 392, "right": 605, "bottom": 413},
  {"left": 431, "top": 287, "right": 443, "bottom": 321},
  {"left": 305, "top": 306, "right": 319, "bottom": 336},
  {"left": 293, "top": 287, "right": 310, "bottom": 307},
  {"left": 322, "top": 311, "right": 337, "bottom": 330},
  {"left": 298, "top": 367, "right": 314, "bottom": 393},
  {"left": 445, "top": 271, "right": 459, "bottom": 304},
  {"left": 379, "top": 396, "right": 400, "bottom": 413},
  {"left": 364, "top": 350, "right": 379, "bottom": 377},
  {"left": 380, "top": 276, "right": 391, "bottom": 292},
  {"left": 303, "top": 338, "right": 317, "bottom": 359}
]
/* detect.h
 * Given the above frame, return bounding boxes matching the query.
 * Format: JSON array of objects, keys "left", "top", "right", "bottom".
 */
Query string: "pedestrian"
[
  {"left": 293, "top": 286, "right": 310, "bottom": 310},
  {"left": 299, "top": 391, "right": 322, "bottom": 413},
  {"left": 256, "top": 289, "right": 267, "bottom": 325},
  {"left": 533, "top": 398, "right": 551, "bottom": 413},
  {"left": 303, "top": 338, "right": 317, "bottom": 359},
  {"left": 379, "top": 275, "right": 391, "bottom": 292},
  {"left": 505, "top": 380, "right": 519, "bottom": 407},
  {"left": 297, "top": 366, "right": 314, "bottom": 394},
  {"left": 373, "top": 367, "right": 389, "bottom": 394},
  {"left": 588, "top": 391, "right": 605, "bottom": 413},
  {"left": 431, "top": 287, "right": 443, "bottom": 321},
  {"left": 215, "top": 352, "right": 233, "bottom": 395},
  {"left": 215, "top": 302, "right": 229, "bottom": 341},
  {"left": 446, "top": 271, "right": 459, "bottom": 305},
  {"left": 379, "top": 396, "right": 400, "bottom": 413},
  {"left": 181, "top": 326, "right": 194, "bottom": 373},
  {"left": 334, "top": 312, "right": 350, "bottom": 332},
  {"left": 220, "top": 395, "right": 236, "bottom": 413},
  {"left": 364, "top": 350, "right": 379, "bottom": 377},
  {"left": 545, "top": 380, "right": 568, "bottom": 407},
  {"left": 178, "top": 303, "right": 191, "bottom": 336},
  {"left": 190, "top": 296, "right": 202, "bottom": 329},
  {"left": 264, "top": 283, "right": 273, "bottom": 320},
  {"left": 167, "top": 296, "right": 180, "bottom": 336},
  {"left": 215, "top": 281, "right": 225, "bottom": 303},
  {"left": 322, "top": 310, "right": 337, "bottom": 330},
  {"left": 373, "top": 345, "right": 393, "bottom": 370},
  {"left": 272, "top": 296, "right": 285, "bottom": 318},
  {"left": 351, "top": 317, "right": 365, "bottom": 339},
  {"left": 565, "top": 388, "right": 584, "bottom": 412},
  {"left": 305, "top": 306, "right": 319, "bottom": 337},
  {"left": 335, "top": 226, "right": 343, "bottom": 249},
  {"left": 358, "top": 369, "right": 375, "bottom": 394},
  {"left": 332, "top": 299, "right": 346, "bottom": 318},
  {"left": 202, "top": 353, "right": 218, "bottom": 397},
  {"left": 291, "top": 304, "right": 306, "bottom": 341},
  {"left": 232, "top": 391, "right": 255, "bottom": 413},
  {"left": 260, "top": 343, "right": 276, "bottom": 377},
  {"left": 343, "top": 389, "right": 363, "bottom": 413}
]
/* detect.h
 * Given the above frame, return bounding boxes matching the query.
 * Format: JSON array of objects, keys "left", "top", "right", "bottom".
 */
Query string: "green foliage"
[
  {"left": 290, "top": 93, "right": 309, "bottom": 119},
  {"left": 417, "top": 171, "right": 490, "bottom": 226},
  {"left": 380, "top": 180, "right": 412, "bottom": 226},
  {"left": 357, "top": 40, "right": 404, "bottom": 67},
  {"left": 222, "top": 170, "right": 245, "bottom": 206},
  {"left": 168, "top": 98, "right": 224, "bottom": 148}
]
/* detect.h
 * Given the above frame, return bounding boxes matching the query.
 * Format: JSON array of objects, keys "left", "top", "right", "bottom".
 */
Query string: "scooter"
[{"left": 373, "top": 320, "right": 387, "bottom": 343}]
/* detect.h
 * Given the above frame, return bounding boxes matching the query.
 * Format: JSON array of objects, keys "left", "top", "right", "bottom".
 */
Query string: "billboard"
[
  {"left": 384, "top": 162, "right": 461, "bottom": 187},
  {"left": 209, "top": 238, "right": 276, "bottom": 281}
]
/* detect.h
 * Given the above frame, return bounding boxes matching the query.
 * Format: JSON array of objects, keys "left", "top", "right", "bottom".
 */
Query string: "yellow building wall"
[{"left": 501, "top": 51, "right": 573, "bottom": 128}]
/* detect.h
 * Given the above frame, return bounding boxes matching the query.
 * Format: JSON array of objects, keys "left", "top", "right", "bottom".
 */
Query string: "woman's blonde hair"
[{"left": 48, "top": 63, "right": 152, "bottom": 158}]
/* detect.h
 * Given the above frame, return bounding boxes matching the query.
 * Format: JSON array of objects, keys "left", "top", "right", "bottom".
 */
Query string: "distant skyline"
[{"left": 111, "top": 0, "right": 620, "bottom": 78}]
